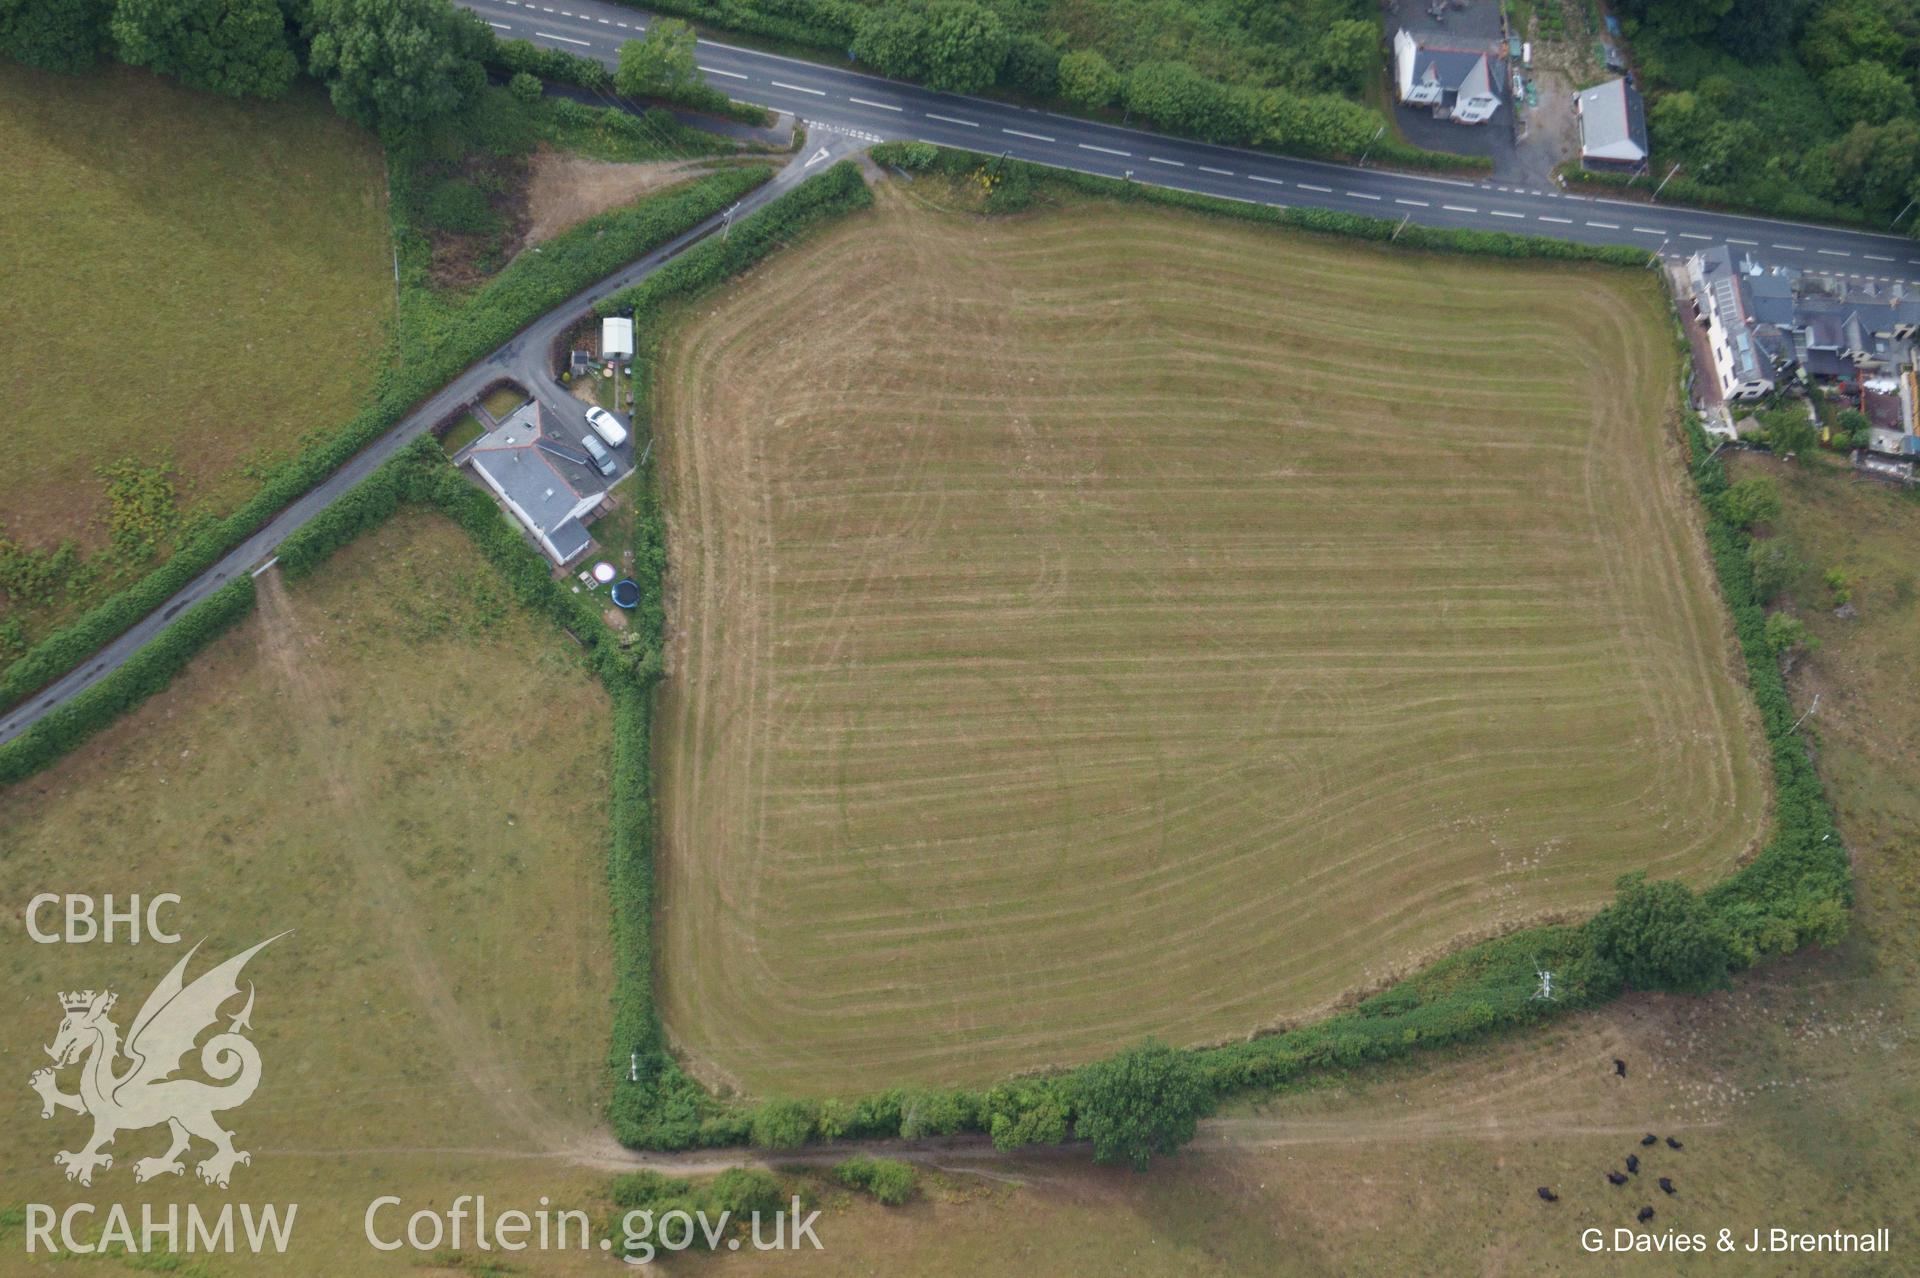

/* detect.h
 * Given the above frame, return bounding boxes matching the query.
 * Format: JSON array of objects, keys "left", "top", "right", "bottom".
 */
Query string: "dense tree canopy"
[
  {"left": 0, "top": 0, "right": 111, "bottom": 73},
  {"left": 614, "top": 17, "right": 696, "bottom": 98},
  {"left": 1588, "top": 872, "right": 1734, "bottom": 995},
  {"left": 1072, "top": 1039, "right": 1207, "bottom": 1171},
  {"left": 304, "top": 0, "right": 487, "bottom": 133},
  {"left": 111, "top": 0, "right": 297, "bottom": 98}
]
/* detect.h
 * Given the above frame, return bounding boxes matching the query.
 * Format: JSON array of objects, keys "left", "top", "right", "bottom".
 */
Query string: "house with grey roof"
[
  {"left": 1685, "top": 246, "right": 1776, "bottom": 400},
  {"left": 1575, "top": 78, "right": 1648, "bottom": 171},
  {"left": 464, "top": 401, "right": 610, "bottom": 566},
  {"left": 1393, "top": 30, "right": 1502, "bottom": 125}
]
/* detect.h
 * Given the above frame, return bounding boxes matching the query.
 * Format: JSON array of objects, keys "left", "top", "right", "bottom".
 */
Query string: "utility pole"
[
  {"left": 1358, "top": 124, "right": 1385, "bottom": 168},
  {"left": 1652, "top": 161, "right": 1681, "bottom": 200},
  {"left": 1892, "top": 197, "right": 1917, "bottom": 229},
  {"left": 990, "top": 148, "right": 1011, "bottom": 177},
  {"left": 721, "top": 201, "right": 740, "bottom": 240},
  {"left": 1791, "top": 692, "right": 1821, "bottom": 733},
  {"left": 1391, "top": 212, "right": 1412, "bottom": 241},
  {"left": 1695, "top": 439, "right": 1729, "bottom": 473},
  {"left": 1532, "top": 968, "right": 1557, "bottom": 1001}
]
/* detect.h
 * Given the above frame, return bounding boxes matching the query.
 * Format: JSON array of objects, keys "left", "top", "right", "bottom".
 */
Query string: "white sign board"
[{"left": 601, "top": 316, "right": 635, "bottom": 359}]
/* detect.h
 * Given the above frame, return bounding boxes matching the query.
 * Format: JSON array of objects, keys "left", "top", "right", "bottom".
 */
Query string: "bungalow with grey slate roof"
[
  {"left": 1393, "top": 30, "right": 1502, "bottom": 125},
  {"left": 464, "top": 401, "right": 609, "bottom": 566},
  {"left": 1575, "top": 78, "right": 1648, "bottom": 171}
]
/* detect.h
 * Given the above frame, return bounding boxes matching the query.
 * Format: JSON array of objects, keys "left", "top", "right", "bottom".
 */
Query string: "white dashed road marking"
[
  {"left": 1490, "top": 209, "right": 1524, "bottom": 218},
  {"left": 1442, "top": 204, "right": 1478, "bottom": 213},
  {"left": 1396, "top": 198, "right": 1429, "bottom": 207},
  {"left": 1148, "top": 156, "right": 1185, "bottom": 167},
  {"left": 1298, "top": 183, "right": 1332, "bottom": 193},
  {"left": 1538, "top": 215, "right": 1572, "bottom": 224},
  {"left": 1587, "top": 221, "right": 1619, "bottom": 229},
  {"left": 1774, "top": 243, "right": 1806, "bottom": 251},
  {"left": 926, "top": 113, "right": 978, "bottom": 126},
  {"left": 1818, "top": 249, "right": 1850, "bottom": 257},
  {"left": 700, "top": 65, "right": 748, "bottom": 79},
  {"left": 848, "top": 96, "right": 899, "bottom": 109},
  {"left": 1726, "top": 238, "right": 1758, "bottom": 245},
  {"left": 1864, "top": 254, "right": 1895, "bottom": 262},
  {"left": 1633, "top": 226, "right": 1664, "bottom": 234},
  {"left": 1002, "top": 128, "right": 1053, "bottom": 141},
  {"left": 772, "top": 80, "right": 826, "bottom": 95},
  {"left": 1198, "top": 165, "right": 1234, "bottom": 176},
  {"left": 1079, "top": 143, "right": 1130, "bottom": 156},
  {"left": 488, "top": 20, "right": 510, "bottom": 28},
  {"left": 1248, "top": 175, "right": 1286, "bottom": 186},
  {"left": 535, "top": 31, "right": 590, "bottom": 44},
  {"left": 1348, "top": 191, "right": 1381, "bottom": 200}
]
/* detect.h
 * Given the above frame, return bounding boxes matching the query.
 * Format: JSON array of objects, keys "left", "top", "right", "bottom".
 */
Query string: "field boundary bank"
[{"left": 1, "top": 154, "right": 1849, "bottom": 1164}]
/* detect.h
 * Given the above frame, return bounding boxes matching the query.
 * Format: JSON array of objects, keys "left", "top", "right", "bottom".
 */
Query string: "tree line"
[{"left": 0, "top": 0, "right": 494, "bottom": 134}]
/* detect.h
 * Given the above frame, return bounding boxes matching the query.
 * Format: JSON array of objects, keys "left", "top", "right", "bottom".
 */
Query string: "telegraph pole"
[
  {"left": 1358, "top": 124, "right": 1385, "bottom": 167},
  {"left": 1652, "top": 161, "right": 1681, "bottom": 200}
]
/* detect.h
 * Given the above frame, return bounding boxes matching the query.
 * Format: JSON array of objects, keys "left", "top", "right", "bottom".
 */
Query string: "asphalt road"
[
  {"left": 0, "top": 138, "right": 861, "bottom": 749},
  {"left": 464, "top": 0, "right": 1920, "bottom": 286}
]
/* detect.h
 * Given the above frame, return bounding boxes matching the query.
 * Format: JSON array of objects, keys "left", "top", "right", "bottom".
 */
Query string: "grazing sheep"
[
  {"left": 1613, "top": 1058, "right": 1628, "bottom": 1078},
  {"left": 1607, "top": 1171, "right": 1629, "bottom": 1186},
  {"left": 1641, "top": 1134, "right": 1659, "bottom": 1146},
  {"left": 1538, "top": 1187, "right": 1560, "bottom": 1203},
  {"left": 1666, "top": 1136, "right": 1685, "bottom": 1150},
  {"left": 1659, "top": 1177, "right": 1677, "bottom": 1195},
  {"left": 1626, "top": 1154, "right": 1640, "bottom": 1175},
  {"left": 1638, "top": 1206, "right": 1656, "bottom": 1223}
]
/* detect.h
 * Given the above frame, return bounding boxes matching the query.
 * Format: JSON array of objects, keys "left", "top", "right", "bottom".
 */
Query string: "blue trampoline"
[{"left": 611, "top": 579, "right": 640, "bottom": 609}]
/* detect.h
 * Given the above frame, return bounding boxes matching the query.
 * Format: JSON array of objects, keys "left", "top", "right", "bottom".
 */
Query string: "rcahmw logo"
[{"left": 24, "top": 932, "right": 300, "bottom": 1258}]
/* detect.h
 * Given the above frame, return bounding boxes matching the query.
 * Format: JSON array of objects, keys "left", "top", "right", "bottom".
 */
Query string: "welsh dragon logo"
[{"left": 29, "top": 935, "right": 286, "bottom": 1189}]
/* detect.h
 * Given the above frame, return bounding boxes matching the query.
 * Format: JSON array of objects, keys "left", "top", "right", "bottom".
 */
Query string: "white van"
[{"left": 585, "top": 406, "right": 628, "bottom": 449}]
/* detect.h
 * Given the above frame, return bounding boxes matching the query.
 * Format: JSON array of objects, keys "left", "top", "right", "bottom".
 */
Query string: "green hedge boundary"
[
  {"left": 1557, "top": 165, "right": 1874, "bottom": 233},
  {"left": 874, "top": 142, "right": 1649, "bottom": 267},
  {"left": 0, "top": 165, "right": 771, "bottom": 721},
  {"left": 2, "top": 153, "right": 1849, "bottom": 1164}
]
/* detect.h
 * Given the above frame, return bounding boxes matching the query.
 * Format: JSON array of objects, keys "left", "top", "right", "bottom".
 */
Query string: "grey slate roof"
[
  {"left": 465, "top": 401, "right": 605, "bottom": 565},
  {"left": 1575, "top": 78, "right": 1648, "bottom": 162}
]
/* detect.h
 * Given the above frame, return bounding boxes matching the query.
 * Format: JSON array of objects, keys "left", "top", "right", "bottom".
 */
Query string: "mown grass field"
[
  {"left": 0, "top": 63, "right": 390, "bottom": 555},
  {"left": 651, "top": 187, "right": 1770, "bottom": 1098},
  {"left": 0, "top": 511, "right": 623, "bottom": 1272},
  {"left": 697, "top": 452, "right": 1920, "bottom": 1277}
]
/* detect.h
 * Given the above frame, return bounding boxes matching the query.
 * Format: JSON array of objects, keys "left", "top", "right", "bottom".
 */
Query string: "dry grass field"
[
  {"left": 0, "top": 511, "right": 624, "bottom": 1272},
  {"left": 696, "top": 453, "right": 1920, "bottom": 1278},
  {"left": 651, "top": 187, "right": 1770, "bottom": 1099},
  {"left": 0, "top": 63, "right": 390, "bottom": 555}
]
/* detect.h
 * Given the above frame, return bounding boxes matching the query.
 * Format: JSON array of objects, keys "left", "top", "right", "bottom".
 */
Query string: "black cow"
[
  {"left": 1626, "top": 1154, "right": 1640, "bottom": 1175},
  {"left": 1613, "top": 1058, "right": 1628, "bottom": 1078},
  {"left": 1638, "top": 1206, "right": 1656, "bottom": 1223},
  {"left": 1607, "top": 1171, "right": 1629, "bottom": 1186},
  {"left": 1538, "top": 1187, "right": 1560, "bottom": 1203},
  {"left": 1667, "top": 1136, "right": 1685, "bottom": 1150},
  {"left": 1659, "top": 1177, "right": 1677, "bottom": 1195},
  {"left": 1641, "top": 1133, "right": 1659, "bottom": 1146}
]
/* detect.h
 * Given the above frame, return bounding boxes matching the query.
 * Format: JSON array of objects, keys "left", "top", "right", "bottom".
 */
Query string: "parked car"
[
  {"left": 580, "top": 432, "right": 617, "bottom": 477},
  {"left": 585, "top": 406, "right": 628, "bottom": 448}
]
